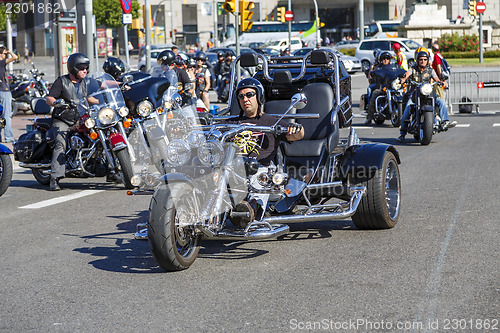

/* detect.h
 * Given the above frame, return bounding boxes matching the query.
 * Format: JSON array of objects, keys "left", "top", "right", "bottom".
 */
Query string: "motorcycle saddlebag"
[{"left": 13, "top": 130, "right": 47, "bottom": 163}]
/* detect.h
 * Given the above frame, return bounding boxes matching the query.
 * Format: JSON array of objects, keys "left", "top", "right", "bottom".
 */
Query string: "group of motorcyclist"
[{"left": 363, "top": 41, "right": 457, "bottom": 143}]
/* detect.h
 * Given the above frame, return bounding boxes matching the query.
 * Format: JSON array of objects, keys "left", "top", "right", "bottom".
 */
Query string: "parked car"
[
  {"left": 354, "top": 37, "right": 426, "bottom": 71},
  {"left": 138, "top": 44, "right": 177, "bottom": 59},
  {"left": 138, "top": 49, "right": 188, "bottom": 73},
  {"left": 292, "top": 47, "right": 361, "bottom": 73},
  {"left": 333, "top": 40, "right": 360, "bottom": 50}
]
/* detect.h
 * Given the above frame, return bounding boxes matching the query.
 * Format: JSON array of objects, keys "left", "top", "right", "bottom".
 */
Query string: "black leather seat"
[
  {"left": 31, "top": 97, "right": 52, "bottom": 115},
  {"left": 281, "top": 82, "right": 339, "bottom": 157}
]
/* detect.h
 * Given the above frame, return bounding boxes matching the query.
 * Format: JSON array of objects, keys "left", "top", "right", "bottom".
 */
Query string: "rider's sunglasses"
[
  {"left": 237, "top": 91, "right": 256, "bottom": 100},
  {"left": 418, "top": 58, "right": 428, "bottom": 62},
  {"left": 76, "top": 64, "right": 89, "bottom": 71}
]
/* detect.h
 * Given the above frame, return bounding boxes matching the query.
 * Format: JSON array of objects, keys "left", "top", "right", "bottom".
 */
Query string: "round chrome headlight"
[
  {"left": 131, "top": 174, "right": 143, "bottom": 187},
  {"left": 118, "top": 106, "right": 129, "bottom": 117},
  {"left": 85, "top": 118, "right": 96, "bottom": 129},
  {"left": 197, "top": 141, "right": 223, "bottom": 167},
  {"left": 137, "top": 100, "right": 153, "bottom": 117},
  {"left": 420, "top": 83, "right": 433, "bottom": 96},
  {"left": 391, "top": 79, "right": 401, "bottom": 90},
  {"left": 163, "top": 100, "right": 173, "bottom": 110},
  {"left": 257, "top": 172, "right": 270, "bottom": 187},
  {"left": 187, "top": 130, "right": 205, "bottom": 148},
  {"left": 166, "top": 140, "right": 191, "bottom": 167},
  {"left": 272, "top": 173, "right": 287, "bottom": 185},
  {"left": 98, "top": 107, "right": 116, "bottom": 125}
]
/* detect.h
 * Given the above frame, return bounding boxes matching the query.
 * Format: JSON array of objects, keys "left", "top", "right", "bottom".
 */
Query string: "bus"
[
  {"left": 222, "top": 20, "right": 321, "bottom": 47},
  {"left": 364, "top": 20, "right": 401, "bottom": 38}
]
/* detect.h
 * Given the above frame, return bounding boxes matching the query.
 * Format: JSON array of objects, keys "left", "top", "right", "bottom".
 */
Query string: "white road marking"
[
  {"left": 351, "top": 126, "right": 373, "bottom": 130},
  {"left": 493, "top": 123, "right": 500, "bottom": 127},
  {"left": 455, "top": 124, "right": 470, "bottom": 128},
  {"left": 19, "top": 190, "right": 104, "bottom": 209}
]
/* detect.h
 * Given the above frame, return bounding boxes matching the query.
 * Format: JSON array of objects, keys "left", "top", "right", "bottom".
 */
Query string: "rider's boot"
[{"left": 49, "top": 177, "right": 61, "bottom": 191}]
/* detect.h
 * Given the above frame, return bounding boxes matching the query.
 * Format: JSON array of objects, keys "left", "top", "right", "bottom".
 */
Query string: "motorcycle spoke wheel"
[{"left": 148, "top": 183, "right": 201, "bottom": 271}]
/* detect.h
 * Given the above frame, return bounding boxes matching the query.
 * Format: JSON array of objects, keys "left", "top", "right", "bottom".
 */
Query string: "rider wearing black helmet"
[
  {"left": 157, "top": 50, "right": 191, "bottom": 101},
  {"left": 214, "top": 52, "right": 225, "bottom": 91},
  {"left": 102, "top": 57, "right": 126, "bottom": 80},
  {"left": 364, "top": 48, "right": 386, "bottom": 124},
  {"left": 365, "top": 51, "right": 394, "bottom": 124},
  {"left": 46, "top": 53, "right": 96, "bottom": 190},
  {"left": 157, "top": 50, "right": 176, "bottom": 66},
  {"left": 226, "top": 78, "right": 304, "bottom": 166},
  {"left": 194, "top": 51, "right": 211, "bottom": 109}
]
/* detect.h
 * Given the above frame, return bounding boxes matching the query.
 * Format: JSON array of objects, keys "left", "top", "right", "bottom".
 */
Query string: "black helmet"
[
  {"left": 195, "top": 51, "right": 207, "bottom": 61},
  {"left": 102, "top": 57, "right": 125, "bottom": 79},
  {"left": 379, "top": 51, "right": 392, "bottom": 61},
  {"left": 186, "top": 58, "right": 196, "bottom": 68},
  {"left": 67, "top": 53, "right": 90, "bottom": 76},
  {"left": 236, "top": 78, "right": 265, "bottom": 112},
  {"left": 225, "top": 51, "right": 233, "bottom": 58},
  {"left": 157, "top": 50, "right": 176, "bottom": 66},
  {"left": 217, "top": 51, "right": 224, "bottom": 58},
  {"left": 416, "top": 51, "right": 429, "bottom": 60},
  {"left": 174, "top": 55, "right": 184, "bottom": 67}
]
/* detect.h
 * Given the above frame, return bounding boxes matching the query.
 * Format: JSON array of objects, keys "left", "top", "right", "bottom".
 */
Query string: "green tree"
[
  {"left": 93, "top": 0, "right": 140, "bottom": 28},
  {"left": 0, "top": 5, "right": 18, "bottom": 32}
]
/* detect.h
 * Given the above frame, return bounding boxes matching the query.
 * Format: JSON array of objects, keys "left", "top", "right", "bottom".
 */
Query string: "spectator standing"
[{"left": 0, "top": 43, "right": 18, "bottom": 143}]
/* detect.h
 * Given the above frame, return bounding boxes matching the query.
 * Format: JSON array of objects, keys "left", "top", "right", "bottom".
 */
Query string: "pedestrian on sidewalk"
[{"left": 0, "top": 42, "right": 18, "bottom": 143}]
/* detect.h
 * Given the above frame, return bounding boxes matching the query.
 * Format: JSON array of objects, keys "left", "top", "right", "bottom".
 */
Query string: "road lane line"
[
  {"left": 493, "top": 123, "right": 500, "bottom": 127},
  {"left": 455, "top": 124, "right": 470, "bottom": 127},
  {"left": 19, "top": 190, "right": 104, "bottom": 209},
  {"left": 351, "top": 126, "right": 373, "bottom": 130}
]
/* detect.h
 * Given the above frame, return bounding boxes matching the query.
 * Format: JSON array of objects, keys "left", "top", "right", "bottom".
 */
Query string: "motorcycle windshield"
[
  {"left": 87, "top": 72, "right": 126, "bottom": 110},
  {"left": 149, "top": 65, "right": 178, "bottom": 88},
  {"left": 371, "top": 65, "right": 407, "bottom": 83}
]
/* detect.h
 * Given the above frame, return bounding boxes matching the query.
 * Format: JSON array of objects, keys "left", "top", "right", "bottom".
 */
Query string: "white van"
[{"left": 264, "top": 37, "right": 303, "bottom": 52}]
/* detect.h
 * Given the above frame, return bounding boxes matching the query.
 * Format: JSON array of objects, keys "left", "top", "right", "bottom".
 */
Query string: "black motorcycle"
[
  {"left": 363, "top": 65, "right": 406, "bottom": 127},
  {"left": 217, "top": 72, "right": 231, "bottom": 103},
  {"left": 405, "top": 81, "right": 443, "bottom": 145},
  {"left": 0, "top": 105, "right": 13, "bottom": 197}
]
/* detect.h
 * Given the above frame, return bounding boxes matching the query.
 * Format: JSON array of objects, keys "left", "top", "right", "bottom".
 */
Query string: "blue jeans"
[
  {"left": 400, "top": 97, "right": 449, "bottom": 135},
  {"left": 436, "top": 98, "right": 449, "bottom": 122},
  {"left": 0, "top": 91, "right": 13, "bottom": 142}
]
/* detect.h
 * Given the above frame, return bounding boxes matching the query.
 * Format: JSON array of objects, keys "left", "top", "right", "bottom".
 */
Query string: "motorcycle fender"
[
  {"left": 158, "top": 173, "right": 197, "bottom": 188},
  {"left": 0, "top": 144, "right": 13, "bottom": 154},
  {"left": 339, "top": 143, "right": 401, "bottom": 181},
  {"left": 108, "top": 132, "right": 127, "bottom": 151},
  {"left": 421, "top": 105, "right": 434, "bottom": 112}
]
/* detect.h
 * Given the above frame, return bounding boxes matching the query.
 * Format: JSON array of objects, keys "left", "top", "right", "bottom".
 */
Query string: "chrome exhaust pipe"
[
  {"left": 201, "top": 223, "right": 290, "bottom": 240},
  {"left": 19, "top": 162, "right": 51, "bottom": 169}
]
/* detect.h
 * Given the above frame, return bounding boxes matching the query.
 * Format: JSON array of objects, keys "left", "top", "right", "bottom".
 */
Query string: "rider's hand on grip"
[{"left": 286, "top": 123, "right": 303, "bottom": 135}]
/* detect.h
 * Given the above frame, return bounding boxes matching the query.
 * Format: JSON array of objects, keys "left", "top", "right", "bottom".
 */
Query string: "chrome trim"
[
  {"left": 19, "top": 162, "right": 51, "bottom": 168},
  {"left": 201, "top": 223, "right": 290, "bottom": 240}
]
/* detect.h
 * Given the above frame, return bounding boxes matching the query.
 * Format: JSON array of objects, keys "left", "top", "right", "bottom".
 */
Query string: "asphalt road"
[{"left": 1, "top": 60, "right": 498, "bottom": 332}]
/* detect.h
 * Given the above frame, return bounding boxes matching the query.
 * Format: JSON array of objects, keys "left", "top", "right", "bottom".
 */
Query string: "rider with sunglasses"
[
  {"left": 227, "top": 78, "right": 304, "bottom": 166},
  {"left": 46, "top": 53, "right": 95, "bottom": 190},
  {"left": 397, "top": 51, "right": 456, "bottom": 143}
]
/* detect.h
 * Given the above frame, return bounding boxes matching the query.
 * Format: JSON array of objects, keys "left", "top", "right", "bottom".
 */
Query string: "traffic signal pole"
[
  {"left": 479, "top": 12, "right": 483, "bottom": 63},
  {"left": 288, "top": 0, "right": 291, "bottom": 49}
]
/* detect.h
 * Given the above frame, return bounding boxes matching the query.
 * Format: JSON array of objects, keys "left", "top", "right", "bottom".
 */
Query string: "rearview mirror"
[
  {"left": 122, "top": 74, "right": 134, "bottom": 84},
  {"left": 291, "top": 93, "right": 307, "bottom": 110}
]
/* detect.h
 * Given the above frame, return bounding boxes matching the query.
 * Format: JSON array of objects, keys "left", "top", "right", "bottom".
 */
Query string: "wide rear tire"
[
  {"left": 351, "top": 151, "right": 401, "bottom": 229},
  {"left": 0, "top": 154, "right": 13, "bottom": 196},
  {"left": 148, "top": 183, "right": 202, "bottom": 271},
  {"left": 420, "top": 111, "right": 434, "bottom": 145}
]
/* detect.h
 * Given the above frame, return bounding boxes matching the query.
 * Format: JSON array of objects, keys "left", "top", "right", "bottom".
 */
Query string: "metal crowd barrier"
[{"left": 447, "top": 69, "right": 500, "bottom": 113}]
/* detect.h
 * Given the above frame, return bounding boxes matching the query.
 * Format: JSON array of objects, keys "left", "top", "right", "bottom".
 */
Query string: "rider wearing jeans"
[
  {"left": 0, "top": 44, "right": 18, "bottom": 143},
  {"left": 397, "top": 51, "right": 456, "bottom": 143}
]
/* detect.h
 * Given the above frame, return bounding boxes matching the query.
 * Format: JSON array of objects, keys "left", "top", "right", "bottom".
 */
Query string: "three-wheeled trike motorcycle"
[{"left": 143, "top": 50, "right": 402, "bottom": 271}]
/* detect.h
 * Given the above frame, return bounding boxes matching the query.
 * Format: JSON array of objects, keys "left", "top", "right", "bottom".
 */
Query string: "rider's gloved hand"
[{"left": 286, "top": 123, "right": 303, "bottom": 135}]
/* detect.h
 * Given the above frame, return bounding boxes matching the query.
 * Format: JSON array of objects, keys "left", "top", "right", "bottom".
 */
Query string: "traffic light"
[
  {"left": 277, "top": 6, "right": 286, "bottom": 23},
  {"left": 223, "top": 0, "right": 236, "bottom": 13},
  {"left": 131, "top": 19, "right": 141, "bottom": 30},
  {"left": 240, "top": 0, "right": 254, "bottom": 32},
  {"left": 468, "top": 0, "right": 477, "bottom": 16}
]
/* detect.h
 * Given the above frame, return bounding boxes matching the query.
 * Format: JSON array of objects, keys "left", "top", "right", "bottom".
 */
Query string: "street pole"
[
  {"left": 85, "top": 0, "right": 95, "bottom": 72},
  {"left": 6, "top": 13, "right": 13, "bottom": 73},
  {"left": 479, "top": 13, "right": 483, "bottom": 63},
  {"left": 288, "top": 0, "right": 291, "bottom": 49},
  {"left": 312, "top": 0, "right": 320, "bottom": 47},
  {"left": 124, "top": 25, "right": 130, "bottom": 67},
  {"left": 145, "top": 0, "right": 152, "bottom": 71},
  {"left": 234, "top": 1, "right": 240, "bottom": 81},
  {"left": 214, "top": 0, "right": 219, "bottom": 48},
  {"left": 359, "top": 0, "right": 364, "bottom": 41},
  {"left": 170, "top": 0, "right": 175, "bottom": 44}
]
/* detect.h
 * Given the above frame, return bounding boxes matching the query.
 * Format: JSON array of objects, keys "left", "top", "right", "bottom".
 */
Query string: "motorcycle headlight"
[
  {"left": 137, "top": 100, "right": 153, "bottom": 117},
  {"left": 420, "top": 83, "right": 433, "bottom": 96},
  {"left": 391, "top": 79, "right": 401, "bottom": 90},
  {"left": 197, "top": 141, "right": 224, "bottom": 167},
  {"left": 187, "top": 130, "right": 205, "bottom": 148},
  {"left": 98, "top": 107, "right": 116, "bottom": 125},
  {"left": 85, "top": 118, "right": 96, "bottom": 129},
  {"left": 118, "top": 106, "right": 129, "bottom": 117},
  {"left": 166, "top": 140, "right": 191, "bottom": 167},
  {"left": 163, "top": 100, "right": 173, "bottom": 110}
]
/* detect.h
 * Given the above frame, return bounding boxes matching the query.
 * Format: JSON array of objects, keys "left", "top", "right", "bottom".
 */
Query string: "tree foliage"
[
  {"left": 0, "top": 5, "right": 18, "bottom": 32},
  {"left": 93, "top": 0, "right": 140, "bottom": 29}
]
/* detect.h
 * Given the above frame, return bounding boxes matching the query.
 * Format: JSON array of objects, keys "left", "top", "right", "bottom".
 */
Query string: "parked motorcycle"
[
  {"left": 13, "top": 73, "right": 135, "bottom": 188},
  {"left": 405, "top": 80, "right": 443, "bottom": 145},
  {"left": 10, "top": 63, "right": 50, "bottom": 116},
  {"left": 0, "top": 105, "right": 13, "bottom": 197},
  {"left": 362, "top": 65, "right": 406, "bottom": 127}
]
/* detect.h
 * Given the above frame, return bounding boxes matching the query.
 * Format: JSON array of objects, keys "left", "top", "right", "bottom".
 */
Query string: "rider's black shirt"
[{"left": 227, "top": 113, "right": 289, "bottom": 166}]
